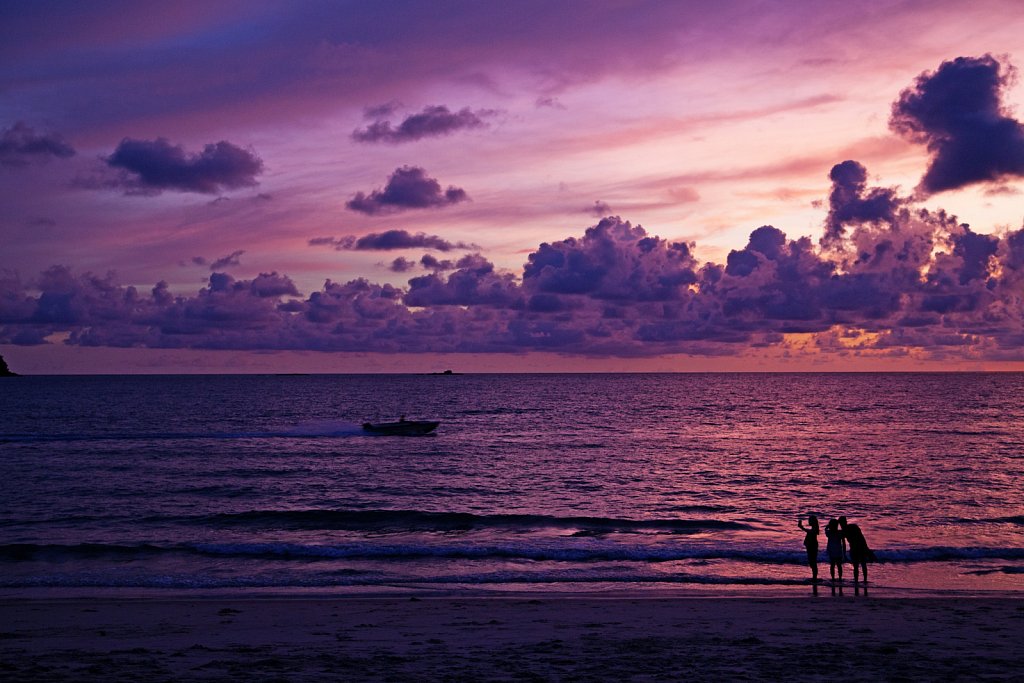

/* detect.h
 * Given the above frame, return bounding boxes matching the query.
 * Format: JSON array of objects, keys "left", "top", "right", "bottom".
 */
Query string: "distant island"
[
  {"left": 428, "top": 369, "right": 462, "bottom": 375},
  {"left": 0, "top": 354, "right": 18, "bottom": 377}
]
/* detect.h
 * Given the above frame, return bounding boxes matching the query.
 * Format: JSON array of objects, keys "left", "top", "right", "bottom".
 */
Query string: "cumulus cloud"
[
  {"left": 209, "top": 250, "right": 245, "bottom": 270},
  {"left": 418, "top": 253, "right": 488, "bottom": 272},
  {"left": 420, "top": 254, "right": 453, "bottom": 271},
  {"left": 352, "top": 105, "right": 495, "bottom": 143},
  {"left": 524, "top": 216, "right": 698, "bottom": 302},
  {"left": 822, "top": 160, "right": 902, "bottom": 247},
  {"left": 248, "top": 272, "right": 300, "bottom": 298},
  {"left": 389, "top": 257, "right": 417, "bottom": 273},
  {"left": 346, "top": 166, "right": 469, "bottom": 214},
  {"left": 891, "top": 55, "right": 1024, "bottom": 195},
  {"left": 104, "top": 138, "right": 264, "bottom": 194},
  {"left": 308, "top": 229, "right": 476, "bottom": 252},
  {"left": 404, "top": 256, "right": 521, "bottom": 307},
  {"left": 0, "top": 122, "right": 75, "bottom": 166}
]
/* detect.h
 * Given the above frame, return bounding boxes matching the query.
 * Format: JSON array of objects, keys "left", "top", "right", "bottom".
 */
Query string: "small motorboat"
[{"left": 362, "top": 419, "right": 440, "bottom": 436}]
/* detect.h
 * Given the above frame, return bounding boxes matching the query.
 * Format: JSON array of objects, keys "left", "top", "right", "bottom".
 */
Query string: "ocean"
[{"left": 0, "top": 373, "right": 1021, "bottom": 596}]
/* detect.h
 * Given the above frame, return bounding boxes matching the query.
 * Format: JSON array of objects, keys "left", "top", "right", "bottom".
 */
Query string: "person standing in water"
[
  {"left": 825, "top": 518, "right": 846, "bottom": 586},
  {"left": 798, "top": 515, "right": 819, "bottom": 582}
]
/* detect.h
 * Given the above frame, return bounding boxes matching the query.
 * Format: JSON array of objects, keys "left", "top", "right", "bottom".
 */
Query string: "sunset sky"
[{"left": 3, "top": 0, "right": 1024, "bottom": 373}]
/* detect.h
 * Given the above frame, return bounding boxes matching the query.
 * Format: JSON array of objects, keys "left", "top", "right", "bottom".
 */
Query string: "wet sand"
[{"left": 2, "top": 594, "right": 1022, "bottom": 681}]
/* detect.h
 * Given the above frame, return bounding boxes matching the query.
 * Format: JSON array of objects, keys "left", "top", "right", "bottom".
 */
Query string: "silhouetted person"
[
  {"left": 839, "top": 516, "right": 874, "bottom": 585},
  {"left": 798, "top": 515, "right": 819, "bottom": 582},
  {"left": 825, "top": 518, "right": 846, "bottom": 586}
]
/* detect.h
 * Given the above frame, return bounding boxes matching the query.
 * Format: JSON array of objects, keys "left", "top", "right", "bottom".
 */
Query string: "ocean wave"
[
  {"left": 0, "top": 542, "right": 166, "bottom": 561},
  {"left": 4, "top": 540, "right": 1023, "bottom": 565},
  {"left": 192, "top": 509, "right": 752, "bottom": 534},
  {"left": 186, "top": 542, "right": 1024, "bottom": 564}
]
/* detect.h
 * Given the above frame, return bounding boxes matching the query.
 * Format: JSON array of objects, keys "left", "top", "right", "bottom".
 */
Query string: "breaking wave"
[{"left": 4, "top": 541, "right": 1023, "bottom": 565}]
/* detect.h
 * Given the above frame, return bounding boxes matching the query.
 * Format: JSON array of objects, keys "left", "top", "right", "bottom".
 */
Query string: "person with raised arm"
[{"left": 798, "top": 515, "right": 820, "bottom": 583}]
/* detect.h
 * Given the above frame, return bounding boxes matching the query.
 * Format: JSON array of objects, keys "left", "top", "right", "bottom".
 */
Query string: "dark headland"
[{"left": 0, "top": 354, "right": 17, "bottom": 377}]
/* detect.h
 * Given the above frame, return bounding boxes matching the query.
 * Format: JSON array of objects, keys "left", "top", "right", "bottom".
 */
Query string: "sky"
[{"left": 2, "top": 0, "right": 1024, "bottom": 373}]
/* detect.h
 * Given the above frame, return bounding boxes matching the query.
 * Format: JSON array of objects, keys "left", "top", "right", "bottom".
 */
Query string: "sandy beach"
[{"left": 2, "top": 593, "right": 1022, "bottom": 681}]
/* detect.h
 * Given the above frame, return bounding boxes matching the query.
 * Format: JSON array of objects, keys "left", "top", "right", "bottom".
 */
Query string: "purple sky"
[{"left": 2, "top": 0, "right": 1024, "bottom": 372}]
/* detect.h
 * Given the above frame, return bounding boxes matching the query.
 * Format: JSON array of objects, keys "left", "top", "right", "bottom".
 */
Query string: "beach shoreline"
[{"left": 3, "top": 593, "right": 1022, "bottom": 681}]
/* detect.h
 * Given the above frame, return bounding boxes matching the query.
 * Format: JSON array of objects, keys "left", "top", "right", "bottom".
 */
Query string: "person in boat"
[
  {"left": 798, "top": 515, "right": 819, "bottom": 582},
  {"left": 839, "top": 516, "right": 874, "bottom": 585},
  {"left": 825, "top": 518, "right": 846, "bottom": 586}
]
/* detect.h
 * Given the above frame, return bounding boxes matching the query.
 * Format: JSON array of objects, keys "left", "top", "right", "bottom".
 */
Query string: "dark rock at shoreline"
[{"left": 0, "top": 354, "right": 18, "bottom": 377}]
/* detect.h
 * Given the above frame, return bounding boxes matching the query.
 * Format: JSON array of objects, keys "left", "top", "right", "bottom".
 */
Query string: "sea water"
[{"left": 0, "top": 373, "right": 1021, "bottom": 595}]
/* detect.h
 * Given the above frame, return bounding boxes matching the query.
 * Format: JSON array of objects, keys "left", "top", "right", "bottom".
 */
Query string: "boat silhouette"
[{"left": 362, "top": 418, "right": 439, "bottom": 435}]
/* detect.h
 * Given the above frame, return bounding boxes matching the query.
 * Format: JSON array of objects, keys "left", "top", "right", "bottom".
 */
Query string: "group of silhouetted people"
[{"left": 798, "top": 515, "right": 875, "bottom": 592}]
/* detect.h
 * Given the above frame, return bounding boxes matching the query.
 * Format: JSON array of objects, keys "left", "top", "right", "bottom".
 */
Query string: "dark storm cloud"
[
  {"left": 0, "top": 122, "right": 75, "bottom": 166},
  {"left": 105, "top": 138, "right": 263, "bottom": 194},
  {"left": 5, "top": 162, "right": 1024, "bottom": 359},
  {"left": 346, "top": 166, "right": 469, "bottom": 215},
  {"left": 352, "top": 105, "right": 495, "bottom": 143},
  {"left": 822, "top": 160, "right": 902, "bottom": 246},
  {"left": 308, "top": 229, "right": 476, "bottom": 252},
  {"left": 890, "top": 55, "right": 1024, "bottom": 194}
]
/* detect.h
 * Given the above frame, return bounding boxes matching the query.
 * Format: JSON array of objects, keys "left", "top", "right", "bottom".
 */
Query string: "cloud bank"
[
  {"left": 346, "top": 166, "right": 469, "bottom": 214},
  {"left": 5, "top": 161, "right": 1024, "bottom": 361},
  {"left": 105, "top": 138, "right": 264, "bottom": 194}
]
